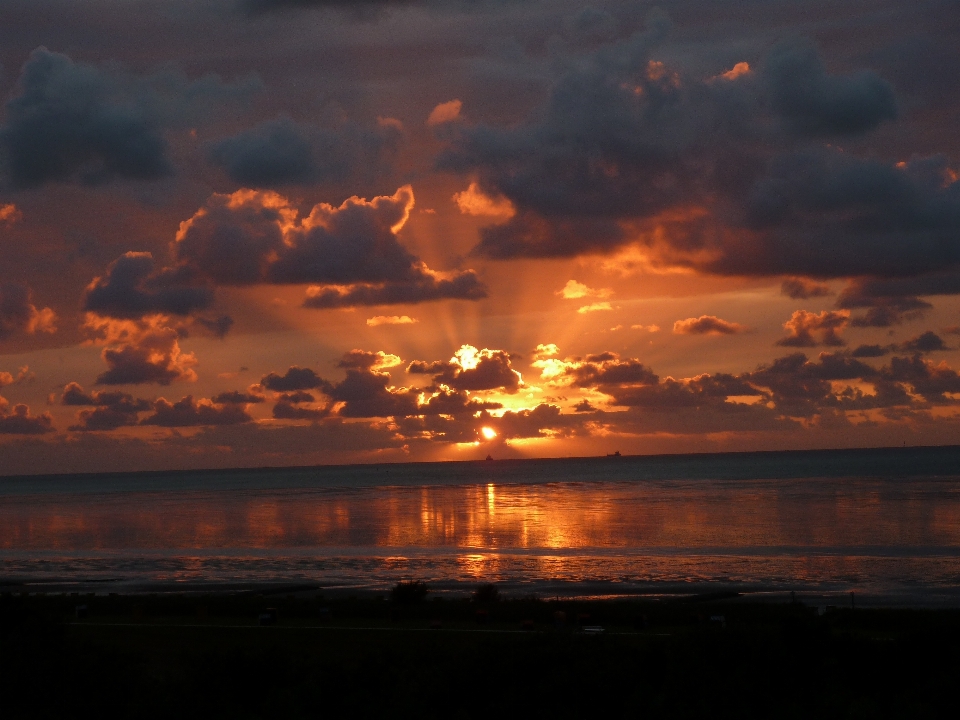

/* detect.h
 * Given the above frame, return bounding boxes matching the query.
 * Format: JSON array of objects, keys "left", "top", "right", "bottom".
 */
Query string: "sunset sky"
[{"left": 1, "top": 0, "right": 959, "bottom": 474}]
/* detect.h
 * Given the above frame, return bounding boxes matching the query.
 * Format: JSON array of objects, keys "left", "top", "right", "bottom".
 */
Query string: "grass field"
[{"left": 3, "top": 590, "right": 960, "bottom": 718}]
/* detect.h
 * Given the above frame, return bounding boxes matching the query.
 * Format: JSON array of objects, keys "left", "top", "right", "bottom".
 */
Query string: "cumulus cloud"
[
  {"left": 0, "top": 367, "right": 32, "bottom": 387},
  {"left": 61, "top": 382, "right": 151, "bottom": 431},
  {"left": 262, "top": 351, "right": 504, "bottom": 421},
  {"left": 532, "top": 343, "right": 559, "bottom": 360},
  {"left": 338, "top": 349, "right": 402, "bottom": 371},
  {"left": 897, "top": 331, "right": 948, "bottom": 353},
  {"left": 273, "top": 396, "right": 330, "bottom": 420},
  {"left": 83, "top": 315, "right": 198, "bottom": 386},
  {"left": 141, "top": 395, "right": 253, "bottom": 427},
  {"left": 82, "top": 252, "right": 213, "bottom": 320},
  {"left": 259, "top": 366, "right": 327, "bottom": 392},
  {"left": 851, "top": 344, "right": 889, "bottom": 358},
  {"left": 0, "top": 402, "right": 54, "bottom": 434},
  {"left": 534, "top": 350, "right": 659, "bottom": 388},
  {"left": 407, "top": 345, "right": 523, "bottom": 393},
  {"left": 175, "top": 185, "right": 486, "bottom": 307},
  {"left": 209, "top": 115, "right": 402, "bottom": 187},
  {"left": 673, "top": 315, "right": 746, "bottom": 335},
  {"left": 0, "top": 283, "right": 57, "bottom": 339},
  {"left": 776, "top": 310, "right": 849, "bottom": 347},
  {"left": 367, "top": 315, "right": 417, "bottom": 326}
]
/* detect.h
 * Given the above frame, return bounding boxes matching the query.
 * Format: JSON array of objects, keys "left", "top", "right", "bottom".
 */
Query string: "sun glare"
[{"left": 481, "top": 426, "right": 497, "bottom": 441}]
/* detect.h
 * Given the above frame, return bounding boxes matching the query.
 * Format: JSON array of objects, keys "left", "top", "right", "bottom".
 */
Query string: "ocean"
[{"left": 3, "top": 446, "right": 960, "bottom": 606}]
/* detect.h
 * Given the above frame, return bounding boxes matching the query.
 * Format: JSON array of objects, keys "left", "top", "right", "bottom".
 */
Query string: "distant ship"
[
  {"left": 606, "top": 451, "right": 621, "bottom": 457},
  {"left": 485, "top": 454, "right": 494, "bottom": 461}
]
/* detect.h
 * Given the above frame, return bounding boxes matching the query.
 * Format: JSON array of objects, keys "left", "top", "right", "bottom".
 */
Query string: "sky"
[{"left": 1, "top": 0, "right": 959, "bottom": 474}]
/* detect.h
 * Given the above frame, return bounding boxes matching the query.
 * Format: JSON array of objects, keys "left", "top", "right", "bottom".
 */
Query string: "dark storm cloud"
[
  {"left": 834, "top": 272, "right": 960, "bottom": 326},
  {"left": 141, "top": 395, "right": 253, "bottom": 427},
  {"left": 439, "top": 18, "right": 960, "bottom": 303},
  {"left": 209, "top": 115, "right": 402, "bottom": 187},
  {"left": 763, "top": 39, "right": 897, "bottom": 137},
  {"left": 194, "top": 315, "right": 234, "bottom": 338},
  {"left": 0, "top": 48, "right": 169, "bottom": 188},
  {"left": 0, "top": 283, "right": 55, "bottom": 339},
  {"left": 897, "top": 331, "right": 948, "bottom": 353},
  {"left": 82, "top": 252, "right": 214, "bottom": 320},
  {"left": 882, "top": 354, "right": 960, "bottom": 402},
  {"left": 781, "top": 277, "right": 831, "bottom": 300},
  {"left": 272, "top": 397, "right": 329, "bottom": 420},
  {"left": 301, "top": 274, "right": 486, "bottom": 308},
  {"left": 0, "top": 45, "right": 260, "bottom": 190},
  {"left": 851, "top": 344, "right": 889, "bottom": 358},
  {"left": 722, "top": 151, "right": 960, "bottom": 279},
  {"left": 175, "top": 185, "right": 486, "bottom": 307},
  {"left": 278, "top": 391, "right": 317, "bottom": 403},
  {"left": 211, "top": 389, "right": 265, "bottom": 404},
  {"left": 259, "top": 366, "right": 328, "bottom": 392}
]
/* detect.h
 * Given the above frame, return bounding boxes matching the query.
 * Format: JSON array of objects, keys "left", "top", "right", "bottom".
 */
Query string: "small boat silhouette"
[
  {"left": 606, "top": 451, "right": 621, "bottom": 457},
  {"left": 485, "top": 454, "right": 494, "bottom": 461}
]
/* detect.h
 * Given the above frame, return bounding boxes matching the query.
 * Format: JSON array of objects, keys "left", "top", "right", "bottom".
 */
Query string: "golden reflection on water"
[{"left": 4, "top": 479, "right": 960, "bottom": 557}]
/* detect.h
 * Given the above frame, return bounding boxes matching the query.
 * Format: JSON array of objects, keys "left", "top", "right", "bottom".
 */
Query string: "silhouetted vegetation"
[
  {"left": 473, "top": 583, "right": 500, "bottom": 603},
  {"left": 390, "top": 580, "right": 429, "bottom": 604}
]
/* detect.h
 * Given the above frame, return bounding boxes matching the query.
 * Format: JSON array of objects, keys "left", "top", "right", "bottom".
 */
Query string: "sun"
[{"left": 481, "top": 426, "right": 497, "bottom": 441}]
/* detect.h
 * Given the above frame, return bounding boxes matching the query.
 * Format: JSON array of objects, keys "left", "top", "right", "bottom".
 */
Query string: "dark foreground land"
[{"left": 4, "top": 590, "right": 960, "bottom": 719}]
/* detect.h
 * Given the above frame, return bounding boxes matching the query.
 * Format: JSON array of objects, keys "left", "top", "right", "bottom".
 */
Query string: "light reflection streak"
[{"left": 3, "top": 477, "right": 960, "bottom": 593}]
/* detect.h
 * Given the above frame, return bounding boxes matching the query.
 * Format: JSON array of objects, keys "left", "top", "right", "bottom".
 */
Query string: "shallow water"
[{"left": 3, "top": 447, "right": 960, "bottom": 605}]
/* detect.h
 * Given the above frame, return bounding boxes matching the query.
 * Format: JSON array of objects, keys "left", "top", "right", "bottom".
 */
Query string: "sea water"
[{"left": 3, "top": 446, "right": 960, "bottom": 606}]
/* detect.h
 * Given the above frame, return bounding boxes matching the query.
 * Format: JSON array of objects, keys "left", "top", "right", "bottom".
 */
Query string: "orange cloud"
[
  {"left": 673, "top": 316, "right": 746, "bottom": 335},
  {"left": 777, "top": 310, "right": 849, "bottom": 347},
  {"left": 577, "top": 302, "right": 614, "bottom": 314},
  {"left": 367, "top": 315, "right": 418, "bottom": 326},
  {"left": 0, "top": 203, "right": 22, "bottom": 225},
  {"left": 557, "top": 280, "right": 612, "bottom": 299},
  {"left": 427, "top": 99, "right": 462, "bottom": 126},
  {"left": 82, "top": 314, "right": 197, "bottom": 385},
  {"left": 452, "top": 182, "right": 515, "bottom": 218},
  {"left": 717, "top": 62, "right": 751, "bottom": 81}
]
